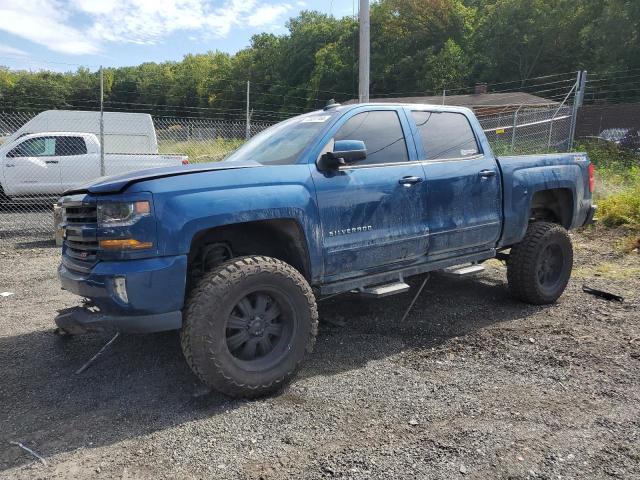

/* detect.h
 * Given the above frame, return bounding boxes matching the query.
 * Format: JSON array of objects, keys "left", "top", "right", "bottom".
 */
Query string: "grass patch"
[
  {"left": 576, "top": 139, "right": 640, "bottom": 231},
  {"left": 597, "top": 178, "right": 640, "bottom": 229},
  {"left": 574, "top": 261, "right": 640, "bottom": 280},
  {"left": 492, "top": 140, "right": 560, "bottom": 156},
  {"left": 159, "top": 138, "right": 244, "bottom": 163}
]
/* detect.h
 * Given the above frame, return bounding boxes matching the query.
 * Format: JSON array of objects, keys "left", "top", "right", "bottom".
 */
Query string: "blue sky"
[{"left": 0, "top": 0, "right": 355, "bottom": 71}]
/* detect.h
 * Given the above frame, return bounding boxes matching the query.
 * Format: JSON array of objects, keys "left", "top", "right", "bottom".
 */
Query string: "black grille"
[
  {"left": 64, "top": 205, "right": 98, "bottom": 224},
  {"left": 62, "top": 202, "right": 98, "bottom": 274}
]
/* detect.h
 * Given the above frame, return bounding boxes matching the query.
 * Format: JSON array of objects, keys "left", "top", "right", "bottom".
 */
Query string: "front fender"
[{"left": 145, "top": 164, "right": 323, "bottom": 281}]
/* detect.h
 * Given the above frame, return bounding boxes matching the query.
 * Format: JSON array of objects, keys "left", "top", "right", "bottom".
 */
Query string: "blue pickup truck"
[{"left": 56, "top": 103, "right": 596, "bottom": 397}]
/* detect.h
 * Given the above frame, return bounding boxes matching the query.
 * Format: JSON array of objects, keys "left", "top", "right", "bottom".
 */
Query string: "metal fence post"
[
  {"left": 245, "top": 81, "right": 251, "bottom": 140},
  {"left": 99, "top": 66, "right": 105, "bottom": 176},
  {"left": 547, "top": 113, "right": 554, "bottom": 153},
  {"left": 568, "top": 70, "right": 587, "bottom": 151},
  {"left": 511, "top": 106, "right": 522, "bottom": 153},
  {"left": 547, "top": 73, "right": 580, "bottom": 152}
]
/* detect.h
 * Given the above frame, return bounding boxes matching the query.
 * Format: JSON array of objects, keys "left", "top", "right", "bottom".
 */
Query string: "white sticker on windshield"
[
  {"left": 461, "top": 149, "right": 478, "bottom": 156},
  {"left": 301, "top": 116, "right": 331, "bottom": 123}
]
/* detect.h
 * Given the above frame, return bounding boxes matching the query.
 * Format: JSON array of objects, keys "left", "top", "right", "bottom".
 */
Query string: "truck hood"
[{"left": 64, "top": 160, "right": 263, "bottom": 195}]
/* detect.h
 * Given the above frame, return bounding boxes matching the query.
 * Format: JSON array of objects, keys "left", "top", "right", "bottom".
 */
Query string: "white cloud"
[
  {"left": 0, "top": 0, "right": 100, "bottom": 55},
  {"left": 0, "top": 43, "right": 29, "bottom": 57},
  {"left": 247, "top": 4, "right": 291, "bottom": 27},
  {"left": 0, "top": 0, "right": 293, "bottom": 56}
]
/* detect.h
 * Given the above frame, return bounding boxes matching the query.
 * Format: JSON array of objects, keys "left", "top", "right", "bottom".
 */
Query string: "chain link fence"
[
  {"left": 575, "top": 103, "right": 640, "bottom": 151},
  {"left": 0, "top": 111, "right": 273, "bottom": 247},
  {"left": 477, "top": 105, "right": 574, "bottom": 155},
  {"left": 0, "top": 98, "right": 577, "bottom": 248}
]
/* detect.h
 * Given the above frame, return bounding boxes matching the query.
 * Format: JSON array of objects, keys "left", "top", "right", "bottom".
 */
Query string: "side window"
[
  {"left": 334, "top": 111, "right": 409, "bottom": 165},
  {"left": 56, "top": 136, "right": 87, "bottom": 156},
  {"left": 8, "top": 137, "right": 56, "bottom": 157},
  {"left": 411, "top": 111, "right": 480, "bottom": 160}
]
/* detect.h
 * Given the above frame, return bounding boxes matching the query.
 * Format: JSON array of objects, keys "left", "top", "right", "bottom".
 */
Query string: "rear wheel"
[
  {"left": 507, "top": 222, "right": 573, "bottom": 305},
  {"left": 181, "top": 256, "right": 318, "bottom": 398}
]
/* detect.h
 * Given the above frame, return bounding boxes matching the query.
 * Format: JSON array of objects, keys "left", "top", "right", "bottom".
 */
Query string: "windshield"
[{"left": 225, "top": 112, "right": 336, "bottom": 165}]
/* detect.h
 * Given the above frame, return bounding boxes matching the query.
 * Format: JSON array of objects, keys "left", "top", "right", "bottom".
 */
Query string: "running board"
[
  {"left": 357, "top": 281, "right": 410, "bottom": 298},
  {"left": 444, "top": 264, "right": 486, "bottom": 276},
  {"left": 319, "top": 249, "right": 496, "bottom": 295}
]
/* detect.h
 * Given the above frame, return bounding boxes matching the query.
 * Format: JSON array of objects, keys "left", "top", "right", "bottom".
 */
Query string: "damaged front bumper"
[
  {"left": 56, "top": 254, "right": 188, "bottom": 335},
  {"left": 55, "top": 304, "right": 182, "bottom": 335}
]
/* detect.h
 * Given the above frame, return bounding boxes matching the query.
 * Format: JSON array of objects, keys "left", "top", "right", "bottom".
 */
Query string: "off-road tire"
[
  {"left": 180, "top": 255, "right": 318, "bottom": 398},
  {"left": 507, "top": 221, "right": 573, "bottom": 305}
]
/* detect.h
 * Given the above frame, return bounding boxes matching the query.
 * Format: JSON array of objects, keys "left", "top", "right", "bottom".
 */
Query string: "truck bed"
[{"left": 497, "top": 152, "right": 593, "bottom": 247}]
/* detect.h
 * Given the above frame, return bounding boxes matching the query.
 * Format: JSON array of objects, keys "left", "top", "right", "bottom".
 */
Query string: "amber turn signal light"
[
  {"left": 99, "top": 239, "right": 153, "bottom": 250},
  {"left": 134, "top": 201, "right": 151, "bottom": 215}
]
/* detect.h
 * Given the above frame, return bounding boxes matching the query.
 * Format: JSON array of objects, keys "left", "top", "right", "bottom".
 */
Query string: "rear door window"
[
  {"left": 411, "top": 111, "right": 480, "bottom": 160},
  {"left": 55, "top": 136, "right": 87, "bottom": 156}
]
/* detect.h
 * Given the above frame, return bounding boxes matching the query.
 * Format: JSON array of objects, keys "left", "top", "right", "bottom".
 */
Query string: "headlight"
[{"left": 97, "top": 201, "right": 151, "bottom": 227}]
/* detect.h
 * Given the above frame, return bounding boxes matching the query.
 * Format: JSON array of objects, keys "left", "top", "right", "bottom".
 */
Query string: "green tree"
[
  {"left": 0, "top": 0, "right": 638, "bottom": 115},
  {"left": 473, "top": 0, "right": 585, "bottom": 83}
]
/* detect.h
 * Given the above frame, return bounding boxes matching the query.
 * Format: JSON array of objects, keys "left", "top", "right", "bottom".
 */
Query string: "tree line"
[{"left": 0, "top": 0, "right": 638, "bottom": 121}]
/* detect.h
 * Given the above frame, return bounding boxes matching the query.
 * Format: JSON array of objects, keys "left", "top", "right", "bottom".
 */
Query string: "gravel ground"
[
  {"left": 0, "top": 227, "right": 638, "bottom": 479},
  {"left": 0, "top": 207, "right": 55, "bottom": 248}
]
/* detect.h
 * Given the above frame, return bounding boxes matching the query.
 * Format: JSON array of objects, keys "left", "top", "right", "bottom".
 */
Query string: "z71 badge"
[{"left": 328, "top": 225, "right": 372, "bottom": 237}]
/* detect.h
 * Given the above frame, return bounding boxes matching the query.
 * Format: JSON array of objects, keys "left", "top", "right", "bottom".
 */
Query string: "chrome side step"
[
  {"left": 319, "top": 250, "right": 496, "bottom": 295},
  {"left": 357, "top": 281, "right": 410, "bottom": 298},
  {"left": 444, "top": 264, "right": 486, "bottom": 276}
]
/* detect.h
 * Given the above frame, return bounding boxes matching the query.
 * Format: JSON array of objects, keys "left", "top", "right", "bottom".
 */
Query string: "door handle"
[
  {"left": 6, "top": 164, "right": 15, "bottom": 168},
  {"left": 399, "top": 176, "right": 423, "bottom": 186},
  {"left": 479, "top": 169, "right": 496, "bottom": 178},
  {"left": 45, "top": 160, "right": 59, "bottom": 164}
]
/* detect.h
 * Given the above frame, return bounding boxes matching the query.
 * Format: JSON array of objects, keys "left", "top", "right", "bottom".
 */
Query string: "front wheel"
[
  {"left": 181, "top": 256, "right": 318, "bottom": 398},
  {"left": 507, "top": 222, "right": 573, "bottom": 305}
]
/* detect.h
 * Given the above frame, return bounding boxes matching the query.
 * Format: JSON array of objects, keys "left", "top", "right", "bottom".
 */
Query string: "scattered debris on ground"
[
  {"left": 8, "top": 442, "right": 47, "bottom": 466},
  {"left": 582, "top": 285, "right": 624, "bottom": 302}
]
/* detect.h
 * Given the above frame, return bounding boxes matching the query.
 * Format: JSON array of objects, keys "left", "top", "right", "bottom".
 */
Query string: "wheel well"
[
  {"left": 529, "top": 189, "right": 573, "bottom": 228},
  {"left": 188, "top": 219, "right": 311, "bottom": 285}
]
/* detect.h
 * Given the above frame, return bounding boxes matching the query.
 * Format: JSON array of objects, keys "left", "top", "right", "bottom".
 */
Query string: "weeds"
[
  {"left": 576, "top": 139, "right": 640, "bottom": 231},
  {"left": 159, "top": 138, "right": 243, "bottom": 163},
  {"left": 597, "top": 178, "right": 640, "bottom": 229}
]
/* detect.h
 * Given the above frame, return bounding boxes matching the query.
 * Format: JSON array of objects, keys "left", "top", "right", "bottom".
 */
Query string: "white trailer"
[
  {"left": 5, "top": 110, "right": 159, "bottom": 155},
  {"left": 0, "top": 132, "right": 188, "bottom": 199}
]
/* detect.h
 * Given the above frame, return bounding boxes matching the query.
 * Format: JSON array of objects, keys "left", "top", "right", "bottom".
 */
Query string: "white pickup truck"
[{"left": 0, "top": 131, "right": 188, "bottom": 200}]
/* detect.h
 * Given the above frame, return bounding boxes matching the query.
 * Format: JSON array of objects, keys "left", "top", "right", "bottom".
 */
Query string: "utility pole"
[
  {"left": 99, "top": 66, "right": 105, "bottom": 176},
  {"left": 358, "top": 0, "right": 370, "bottom": 103},
  {"left": 245, "top": 81, "right": 251, "bottom": 140}
]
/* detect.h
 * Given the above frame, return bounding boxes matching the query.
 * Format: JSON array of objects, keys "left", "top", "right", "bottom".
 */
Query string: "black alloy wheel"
[{"left": 225, "top": 291, "right": 294, "bottom": 367}]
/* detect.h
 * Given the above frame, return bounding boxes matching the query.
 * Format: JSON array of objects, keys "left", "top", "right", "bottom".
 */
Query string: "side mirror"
[{"left": 317, "top": 140, "right": 367, "bottom": 171}]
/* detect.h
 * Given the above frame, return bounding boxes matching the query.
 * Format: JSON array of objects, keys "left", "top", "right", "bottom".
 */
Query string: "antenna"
[{"left": 324, "top": 99, "right": 341, "bottom": 110}]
